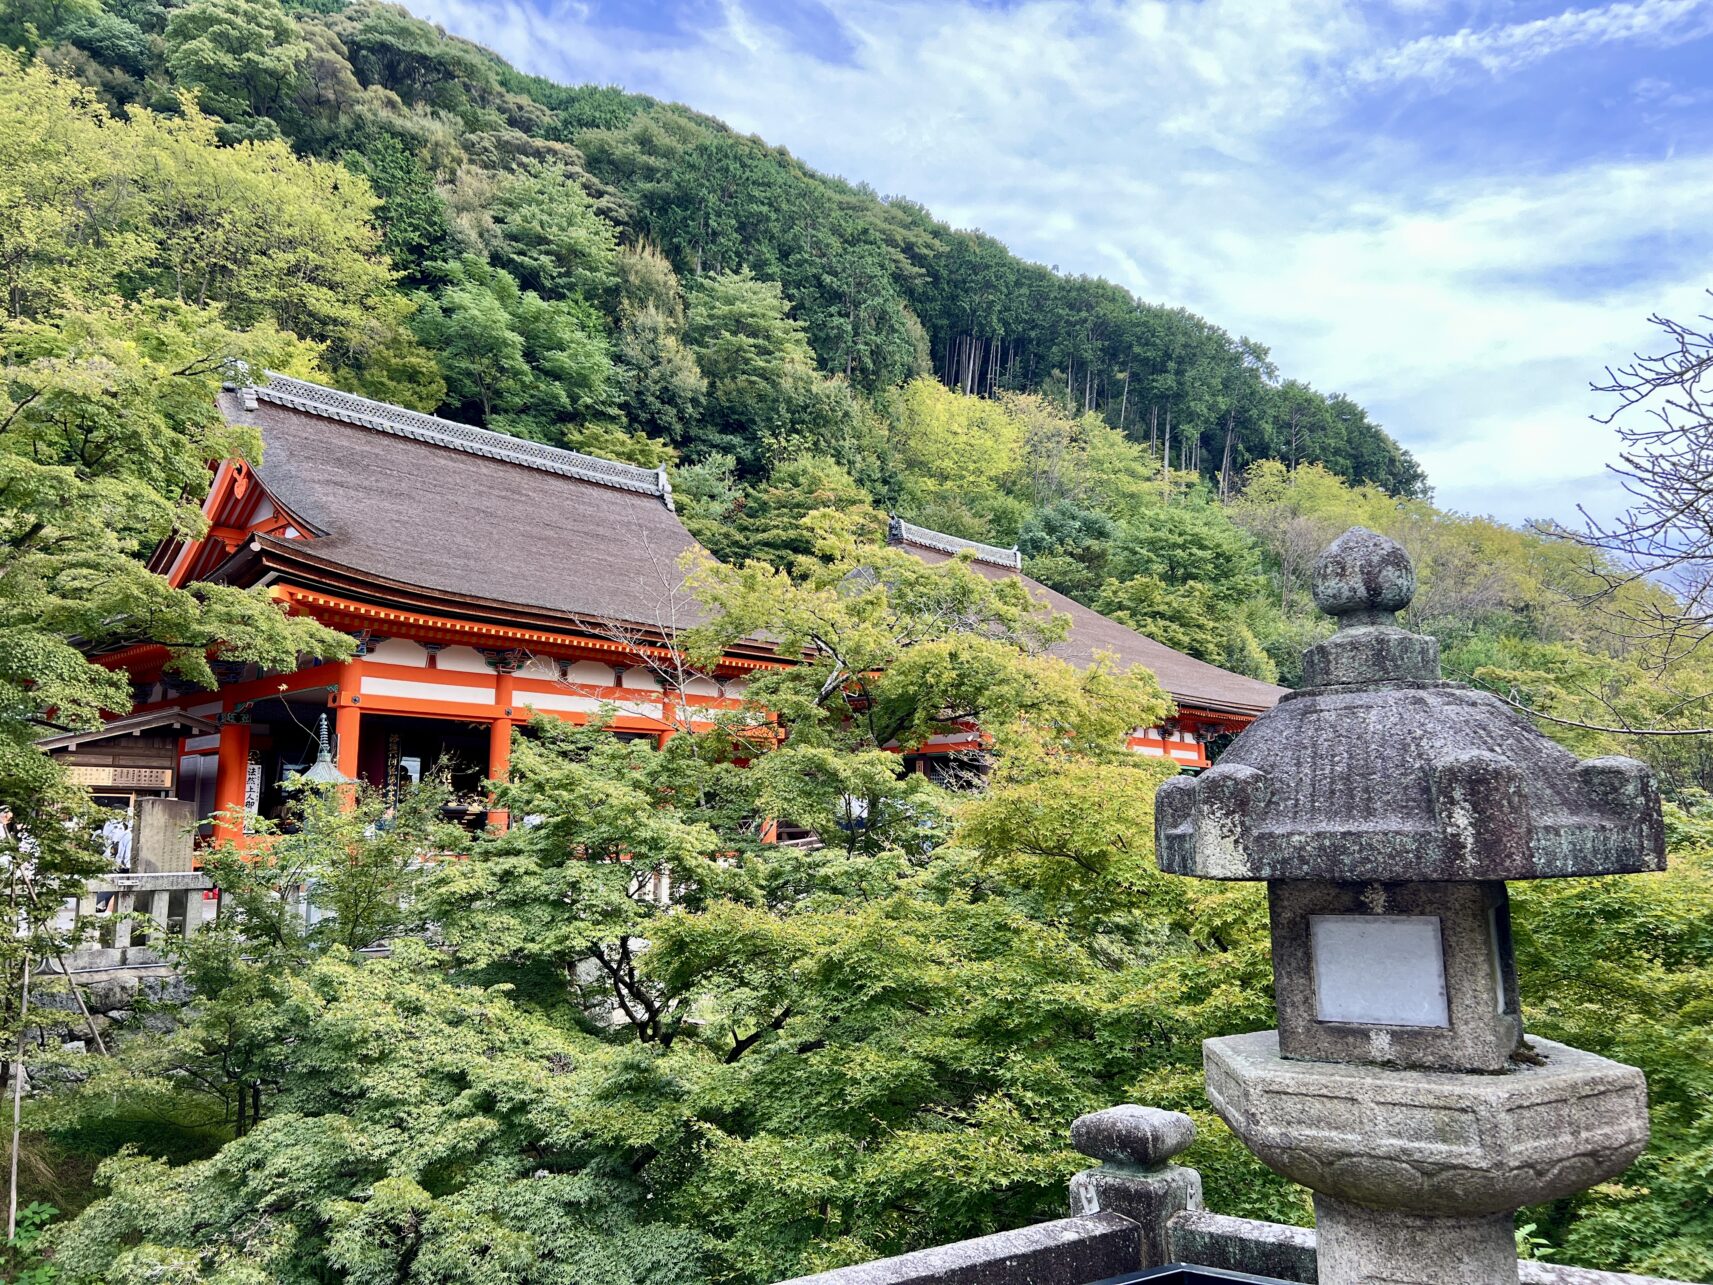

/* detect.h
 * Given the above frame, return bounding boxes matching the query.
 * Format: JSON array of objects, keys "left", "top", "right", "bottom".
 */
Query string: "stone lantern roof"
[{"left": 1156, "top": 527, "right": 1666, "bottom": 883}]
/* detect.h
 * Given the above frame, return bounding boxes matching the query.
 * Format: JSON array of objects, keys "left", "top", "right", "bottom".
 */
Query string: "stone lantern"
[{"left": 1154, "top": 527, "right": 1664, "bottom": 1285}]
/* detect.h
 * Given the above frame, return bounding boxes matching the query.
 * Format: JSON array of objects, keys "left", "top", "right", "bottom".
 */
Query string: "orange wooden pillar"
[
  {"left": 488, "top": 667, "right": 514, "bottom": 830},
  {"left": 334, "top": 661, "right": 362, "bottom": 783},
  {"left": 212, "top": 716, "right": 251, "bottom": 846},
  {"left": 487, "top": 719, "right": 512, "bottom": 830},
  {"left": 334, "top": 703, "right": 361, "bottom": 782}
]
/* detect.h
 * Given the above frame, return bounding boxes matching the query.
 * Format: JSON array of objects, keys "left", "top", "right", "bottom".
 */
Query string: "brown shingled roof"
[
  {"left": 220, "top": 378, "right": 708, "bottom": 637},
  {"left": 889, "top": 521, "right": 1287, "bottom": 717}
]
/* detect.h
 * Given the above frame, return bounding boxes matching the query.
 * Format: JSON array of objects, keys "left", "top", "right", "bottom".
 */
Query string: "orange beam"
[
  {"left": 93, "top": 643, "right": 173, "bottom": 674},
  {"left": 273, "top": 585, "right": 786, "bottom": 672}
]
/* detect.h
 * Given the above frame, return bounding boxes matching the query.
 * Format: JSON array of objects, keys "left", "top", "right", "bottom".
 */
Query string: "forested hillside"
[
  {"left": 0, "top": 0, "right": 1424, "bottom": 495},
  {"left": 0, "top": 0, "right": 1427, "bottom": 686}
]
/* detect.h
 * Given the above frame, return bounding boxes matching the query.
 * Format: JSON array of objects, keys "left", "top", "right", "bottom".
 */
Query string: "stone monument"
[{"left": 1154, "top": 527, "right": 1664, "bottom": 1285}]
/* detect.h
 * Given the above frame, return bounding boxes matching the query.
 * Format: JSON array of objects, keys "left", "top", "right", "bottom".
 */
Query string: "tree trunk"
[
  {"left": 1118, "top": 369, "right": 1130, "bottom": 431},
  {"left": 845, "top": 299, "right": 855, "bottom": 379},
  {"left": 1162, "top": 406, "right": 1172, "bottom": 501},
  {"left": 1220, "top": 410, "right": 1236, "bottom": 500},
  {"left": 7, "top": 956, "right": 28, "bottom": 1242}
]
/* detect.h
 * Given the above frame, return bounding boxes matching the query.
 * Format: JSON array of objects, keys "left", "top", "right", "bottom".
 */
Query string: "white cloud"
[
  {"left": 410, "top": 0, "right": 1713, "bottom": 525},
  {"left": 1354, "top": 0, "right": 1713, "bottom": 85}
]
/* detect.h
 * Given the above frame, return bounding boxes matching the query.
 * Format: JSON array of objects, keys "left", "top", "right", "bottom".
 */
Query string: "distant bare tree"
[{"left": 1549, "top": 297, "right": 1713, "bottom": 663}]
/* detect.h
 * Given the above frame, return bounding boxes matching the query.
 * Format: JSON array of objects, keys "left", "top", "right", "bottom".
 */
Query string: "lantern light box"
[{"left": 1309, "top": 913, "right": 1448, "bottom": 1029}]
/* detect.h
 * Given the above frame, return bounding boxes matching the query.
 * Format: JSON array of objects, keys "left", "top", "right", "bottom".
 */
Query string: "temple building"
[
  {"left": 74, "top": 376, "right": 1282, "bottom": 851},
  {"left": 887, "top": 519, "right": 1285, "bottom": 771},
  {"left": 94, "top": 374, "right": 781, "bottom": 843}
]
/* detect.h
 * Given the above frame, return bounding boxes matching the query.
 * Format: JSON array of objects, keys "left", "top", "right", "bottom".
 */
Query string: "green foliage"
[
  {"left": 50, "top": 945, "right": 711, "bottom": 1285},
  {"left": 1094, "top": 574, "right": 1228, "bottom": 663},
  {"left": 410, "top": 257, "right": 613, "bottom": 442},
  {"left": 0, "top": 55, "right": 440, "bottom": 403},
  {"left": 685, "top": 455, "right": 884, "bottom": 571},
  {"left": 614, "top": 302, "right": 705, "bottom": 450},
  {"left": 609, "top": 243, "right": 706, "bottom": 453},
  {"left": 59, "top": 8, "right": 147, "bottom": 75},
  {"left": 0, "top": 0, "right": 102, "bottom": 53},
  {"left": 164, "top": 0, "right": 307, "bottom": 132},
  {"left": 1507, "top": 803, "right": 1713, "bottom": 1280},
  {"left": 5, "top": 1200, "right": 57, "bottom": 1284},
  {"left": 683, "top": 269, "right": 817, "bottom": 470},
  {"left": 339, "top": 131, "right": 457, "bottom": 279},
  {"left": 487, "top": 160, "right": 618, "bottom": 302}
]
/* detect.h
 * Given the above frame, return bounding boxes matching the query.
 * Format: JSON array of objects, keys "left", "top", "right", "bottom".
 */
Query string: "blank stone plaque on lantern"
[{"left": 1310, "top": 913, "right": 1447, "bottom": 1028}]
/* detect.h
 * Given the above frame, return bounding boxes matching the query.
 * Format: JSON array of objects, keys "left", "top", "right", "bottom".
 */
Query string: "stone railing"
[
  {"left": 47, "top": 870, "right": 217, "bottom": 975},
  {"left": 782, "top": 1106, "right": 1687, "bottom": 1285}
]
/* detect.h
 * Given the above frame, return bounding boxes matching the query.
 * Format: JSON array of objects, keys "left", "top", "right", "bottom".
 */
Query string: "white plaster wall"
[
  {"left": 516, "top": 655, "right": 561, "bottom": 680},
  {"left": 521, "top": 692, "right": 660, "bottom": 718},
  {"left": 435, "top": 646, "right": 491, "bottom": 673},
  {"left": 565, "top": 660, "right": 616, "bottom": 687},
  {"left": 518, "top": 692, "right": 604, "bottom": 714},
  {"left": 360, "top": 676, "right": 495, "bottom": 705},
  {"left": 366, "top": 638, "right": 427, "bottom": 667},
  {"left": 620, "top": 667, "right": 662, "bottom": 690}
]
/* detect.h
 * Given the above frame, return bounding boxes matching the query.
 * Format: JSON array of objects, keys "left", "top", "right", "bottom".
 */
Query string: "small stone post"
[
  {"left": 1154, "top": 528, "right": 1663, "bottom": 1285},
  {"left": 1068, "top": 1105, "right": 1202, "bottom": 1268},
  {"left": 110, "top": 889, "right": 134, "bottom": 950},
  {"left": 183, "top": 891, "right": 206, "bottom": 938},
  {"left": 148, "top": 889, "right": 171, "bottom": 943}
]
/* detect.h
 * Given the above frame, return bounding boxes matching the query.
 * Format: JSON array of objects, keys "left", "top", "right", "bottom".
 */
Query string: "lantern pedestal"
[
  {"left": 1203, "top": 1031, "right": 1650, "bottom": 1285},
  {"left": 1301, "top": 1199, "right": 1507, "bottom": 1285},
  {"left": 1311, "top": 1196, "right": 1516, "bottom": 1285}
]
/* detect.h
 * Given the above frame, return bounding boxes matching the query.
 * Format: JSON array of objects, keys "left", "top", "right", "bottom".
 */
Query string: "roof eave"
[{"left": 253, "top": 539, "right": 783, "bottom": 663}]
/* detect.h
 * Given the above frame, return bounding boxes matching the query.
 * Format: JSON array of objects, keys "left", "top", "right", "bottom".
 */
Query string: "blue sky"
[{"left": 409, "top": 0, "right": 1713, "bottom": 526}]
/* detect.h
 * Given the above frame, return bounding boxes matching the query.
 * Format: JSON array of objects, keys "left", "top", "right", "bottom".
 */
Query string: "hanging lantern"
[{"left": 295, "top": 713, "right": 353, "bottom": 787}]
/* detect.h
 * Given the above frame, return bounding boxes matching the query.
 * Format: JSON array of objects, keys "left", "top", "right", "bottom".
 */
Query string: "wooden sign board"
[{"left": 66, "top": 765, "right": 174, "bottom": 790}]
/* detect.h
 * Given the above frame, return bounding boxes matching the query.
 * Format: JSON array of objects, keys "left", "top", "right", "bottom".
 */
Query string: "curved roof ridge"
[
  {"left": 888, "top": 516, "right": 1022, "bottom": 570},
  {"left": 247, "top": 373, "right": 672, "bottom": 504}
]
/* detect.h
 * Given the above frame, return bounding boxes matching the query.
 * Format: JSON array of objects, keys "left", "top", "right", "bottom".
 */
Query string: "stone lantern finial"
[
  {"left": 1312, "top": 526, "right": 1415, "bottom": 624},
  {"left": 1154, "top": 526, "right": 1662, "bottom": 1285},
  {"left": 1299, "top": 526, "right": 1441, "bottom": 688}
]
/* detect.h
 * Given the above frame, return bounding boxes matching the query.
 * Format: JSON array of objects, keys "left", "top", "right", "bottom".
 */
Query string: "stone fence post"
[{"left": 1066, "top": 1105, "right": 1202, "bottom": 1269}]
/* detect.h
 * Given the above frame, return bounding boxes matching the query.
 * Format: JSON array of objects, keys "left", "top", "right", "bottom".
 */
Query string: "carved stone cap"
[
  {"left": 1313, "top": 526, "right": 1415, "bottom": 624},
  {"left": 1154, "top": 527, "right": 1666, "bottom": 881},
  {"left": 1071, "top": 1105, "right": 1195, "bottom": 1169}
]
